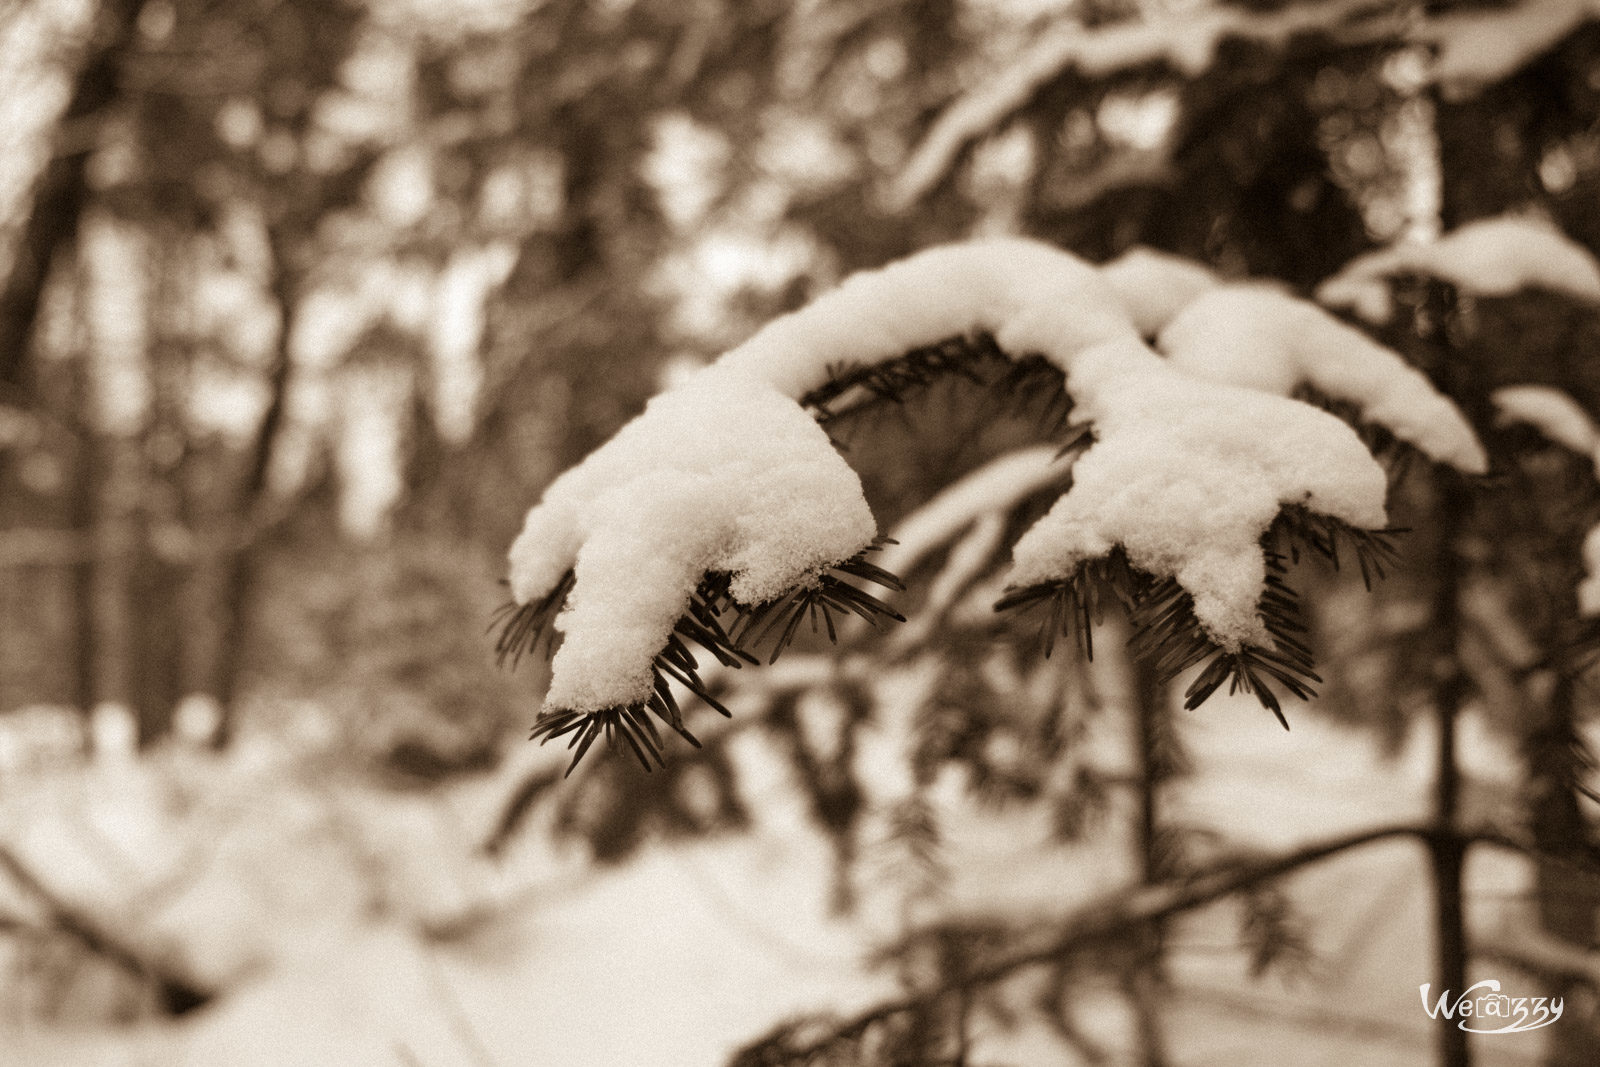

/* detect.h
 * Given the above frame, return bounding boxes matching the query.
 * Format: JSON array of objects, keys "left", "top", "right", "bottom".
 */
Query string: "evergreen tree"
[{"left": 490, "top": 4, "right": 1600, "bottom": 1066}]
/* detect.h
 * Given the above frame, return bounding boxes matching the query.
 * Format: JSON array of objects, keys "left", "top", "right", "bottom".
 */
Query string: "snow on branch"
[
  {"left": 889, "top": 2, "right": 1600, "bottom": 213},
  {"left": 1493, "top": 385, "right": 1600, "bottom": 461},
  {"left": 1159, "top": 284, "right": 1488, "bottom": 473},
  {"left": 1100, "top": 246, "right": 1220, "bottom": 337},
  {"left": 502, "top": 237, "right": 1480, "bottom": 770},
  {"left": 1318, "top": 215, "right": 1600, "bottom": 322},
  {"left": 886, "top": 0, "right": 1385, "bottom": 211},
  {"left": 1491, "top": 385, "right": 1600, "bottom": 615},
  {"left": 1420, "top": 0, "right": 1600, "bottom": 100}
]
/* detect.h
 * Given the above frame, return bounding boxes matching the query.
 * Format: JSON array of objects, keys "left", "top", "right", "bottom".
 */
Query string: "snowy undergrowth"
[
  {"left": 0, "top": 690, "right": 1542, "bottom": 1065},
  {"left": 508, "top": 236, "right": 1484, "bottom": 720}
]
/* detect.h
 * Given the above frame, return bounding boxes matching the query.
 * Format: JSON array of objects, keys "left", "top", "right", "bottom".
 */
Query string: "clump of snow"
[
  {"left": 1100, "top": 247, "right": 1220, "bottom": 337},
  {"left": 716, "top": 238, "right": 1134, "bottom": 396},
  {"left": 513, "top": 237, "right": 1429, "bottom": 708},
  {"left": 1317, "top": 215, "right": 1600, "bottom": 322},
  {"left": 1008, "top": 336, "right": 1389, "bottom": 647},
  {"left": 509, "top": 367, "right": 876, "bottom": 712},
  {"left": 1159, "top": 286, "right": 1489, "bottom": 474},
  {"left": 1578, "top": 525, "right": 1600, "bottom": 615},
  {"left": 1493, "top": 385, "right": 1600, "bottom": 462}
]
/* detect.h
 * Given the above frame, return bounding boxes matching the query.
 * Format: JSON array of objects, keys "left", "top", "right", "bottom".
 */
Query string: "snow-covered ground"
[{"left": 0, "top": 691, "right": 1556, "bottom": 1066}]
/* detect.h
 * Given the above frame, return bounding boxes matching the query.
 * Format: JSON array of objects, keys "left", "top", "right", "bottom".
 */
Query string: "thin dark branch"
[
  {"left": 732, "top": 822, "right": 1564, "bottom": 1066},
  {"left": 0, "top": 844, "right": 212, "bottom": 1015}
]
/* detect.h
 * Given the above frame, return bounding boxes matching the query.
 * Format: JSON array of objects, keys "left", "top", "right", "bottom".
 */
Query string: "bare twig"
[{"left": 0, "top": 844, "right": 211, "bottom": 1014}]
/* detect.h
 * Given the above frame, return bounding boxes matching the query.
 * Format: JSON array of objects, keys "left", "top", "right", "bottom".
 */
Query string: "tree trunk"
[
  {"left": 209, "top": 231, "right": 297, "bottom": 746},
  {"left": 1523, "top": 676, "right": 1600, "bottom": 1066},
  {"left": 0, "top": 0, "right": 143, "bottom": 401},
  {"left": 1429, "top": 479, "right": 1472, "bottom": 1067},
  {"left": 128, "top": 509, "right": 184, "bottom": 745},
  {"left": 69, "top": 425, "right": 100, "bottom": 718}
]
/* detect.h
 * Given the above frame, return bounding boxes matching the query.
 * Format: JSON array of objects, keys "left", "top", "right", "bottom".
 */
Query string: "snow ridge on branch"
[
  {"left": 1159, "top": 284, "right": 1488, "bottom": 472},
  {"left": 1318, "top": 215, "right": 1600, "bottom": 323}
]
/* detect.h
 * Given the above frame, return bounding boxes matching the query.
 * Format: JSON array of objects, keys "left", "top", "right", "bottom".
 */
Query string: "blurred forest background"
[{"left": 5, "top": 0, "right": 1600, "bottom": 1064}]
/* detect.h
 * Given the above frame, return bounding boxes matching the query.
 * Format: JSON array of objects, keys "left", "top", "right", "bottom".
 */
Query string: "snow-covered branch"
[
  {"left": 889, "top": 2, "right": 1600, "bottom": 213},
  {"left": 1418, "top": 0, "right": 1600, "bottom": 101},
  {"left": 502, "top": 236, "right": 1483, "bottom": 770},
  {"left": 1318, "top": 215, "right": 1600, "bottom": 323},
  {"left": 1159, "top": 285, "right": 1487, "bottom": 471},
  {"left": 886, "top": 0, "right": 1385, "bottom": 211}
]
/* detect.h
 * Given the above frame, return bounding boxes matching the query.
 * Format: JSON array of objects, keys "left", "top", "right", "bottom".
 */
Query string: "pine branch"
[
  {"left": 520, "top": 543, "right": 905, "bottom": 777},
  {"left": 490, "top": 569, "right": 575, "bottom": 668},
  {"left": 801, "top": 333, "right": 1008, "bottom": 423},
  {"left": 994, "top": 549, "right": 1318, "bottom": 723},
  {"left": 529, "top": 617, "right": 740, "bottom": 779},
  {"left": 732, "top": 822, "right": 1436, "bottom": 1067},
  {"left": 729, "top": 538, "right": 906, "bottom": 664},
  {"left": 735, "top": 821, "right": 1578, "bottom": 1066},
  {"left": 993, "top": 551, "right": 1145, "bottom": 660},
  {"left": 994, "top": 354, "right": 1075, "bottom": 438},
  {"left": 1271, "top": 503, "right": 1405, "bottom": 591},
  {"left": 800, "top": 333, "right": 1074, "bottom": 438},
  {"left": 1131, "top": 553, "right": 1320, "bottom": 727},
  {"left": 995, "top": 509, "right": 1400, "bottom": 722},
  {"left": 1237, "top": 882, "right": 1315, "bottom": 979}
]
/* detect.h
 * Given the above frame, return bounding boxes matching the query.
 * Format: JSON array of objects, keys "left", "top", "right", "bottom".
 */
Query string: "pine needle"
[
  {"left": 523, "top": 541, "right": 906, "bottom": 775},
  {"left": 729, "top": 537, "right": 906, "bottom": 664},
  {"left": 800, "top": 333, "right": 1074, "bottom": 440},
  {"left": 491, "top": 569, "right": 576, "bottom": 668},
  {"left": 993, "top": 511, "right": 1390, "bottom": 722}
]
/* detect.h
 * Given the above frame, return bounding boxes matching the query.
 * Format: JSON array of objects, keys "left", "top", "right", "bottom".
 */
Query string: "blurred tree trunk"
[
  {"left": 1429, "top": 475, "right": 1472, "bottom": 1067},
  {"left": 1523, "top": 676, "right": 1600, "bottom": 1066},
  {"left": 0, "top": 0, "right": 143, "bottom": 402},
  {"left": 0, "top": 0, "right": 142, "bottom": 725},
  {"left": 127, "top": 236, "right": 201, "bottom": 745},
  {"left": 128, "top": 508, "right": 184, "bottom": 743},
  {"left": 209, "top": 231, "right": 298, "bottom": 747},
  {"left": 67, "top": 349, "right": 102, "bottom": 718}
]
